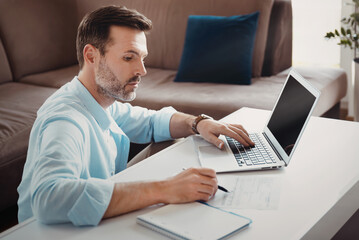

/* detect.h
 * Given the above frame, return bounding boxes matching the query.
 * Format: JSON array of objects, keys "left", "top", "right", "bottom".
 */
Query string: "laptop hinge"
[{"left": 262, "top": 132, "right": 283, "bottom": 161}]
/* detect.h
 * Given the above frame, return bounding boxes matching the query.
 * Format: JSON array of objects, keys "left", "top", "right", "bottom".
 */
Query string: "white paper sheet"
[{"left": 208, "top": 175, "right": 281, "bottom": 210}]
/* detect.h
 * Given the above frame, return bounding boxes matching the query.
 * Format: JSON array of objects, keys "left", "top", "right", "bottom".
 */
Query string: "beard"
[{"left": 95, "top": 58, "right": 140, "bottom": 102}]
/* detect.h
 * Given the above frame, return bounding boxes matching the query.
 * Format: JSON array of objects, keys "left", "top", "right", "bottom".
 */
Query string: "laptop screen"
[{"left": 267, "top": 75, "right": 316, "bottom": 156}]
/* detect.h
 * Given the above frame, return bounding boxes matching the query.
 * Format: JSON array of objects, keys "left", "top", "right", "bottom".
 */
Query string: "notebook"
[
  {"left": 137, "top": 202, "right": 251, "bottom": 240},
  {"left": 195, "top": 69, "right": 320, "bottom": 173}
]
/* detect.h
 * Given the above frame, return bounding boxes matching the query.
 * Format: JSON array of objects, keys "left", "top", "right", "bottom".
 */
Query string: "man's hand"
[
  {"left": 196, "top": 119, "right": 255, "bottom": 149},
  {"left": 169, "top": 112, "right": 254, "bottom": 150},
  {"left": 103, "top": 168, "right": 217, "bottom": 219},
  {"left": 161, "top": 168, "right": 218, "bottom": 203}
]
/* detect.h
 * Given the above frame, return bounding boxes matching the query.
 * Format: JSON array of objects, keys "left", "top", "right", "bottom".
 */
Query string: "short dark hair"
[{"left": 76, "top": 6, "right": 152, "bottom": 69}]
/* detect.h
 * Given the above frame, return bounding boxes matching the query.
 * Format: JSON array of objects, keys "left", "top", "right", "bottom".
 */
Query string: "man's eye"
[{"left": 123, "top": 56, "right": 132, "bottom": 61}]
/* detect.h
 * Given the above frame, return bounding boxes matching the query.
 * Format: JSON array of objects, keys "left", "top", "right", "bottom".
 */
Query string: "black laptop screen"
[{"left": 267, "top": 75, "right": 316, "bottom": 156}]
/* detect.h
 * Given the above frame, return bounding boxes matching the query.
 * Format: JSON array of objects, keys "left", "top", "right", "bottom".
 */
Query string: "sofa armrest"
[
  {"left": 0, "top": 38, "right": 12, "bottom": 84},
  {"left": 262, "top": 0, "right": 293, "bottom": 76}
]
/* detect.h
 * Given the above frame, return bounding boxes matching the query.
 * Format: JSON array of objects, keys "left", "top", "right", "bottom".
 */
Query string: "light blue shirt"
[{"left": 17, "top": 77, "right": 176, "bottom": 226}]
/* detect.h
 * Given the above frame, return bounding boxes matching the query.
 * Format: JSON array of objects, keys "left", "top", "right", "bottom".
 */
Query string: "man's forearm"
[
  {"left": 169, "top": 112, "right": 196, "bottom": 138},
  {"left": 103, "top": 181, "right": 166, "bottom": 218},
  {"left": 103, "top": 168, "right": 218, "bottom": 219}
]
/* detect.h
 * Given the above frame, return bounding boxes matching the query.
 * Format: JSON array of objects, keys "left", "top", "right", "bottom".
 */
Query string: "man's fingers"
[
  {"left": 227, "top": 125, "right": 254, "bottom": 147},
  {"left": 203, "top": 132, "right": 226, "bottom": 149},
  {"left": 198, "top": 183, "right": 217, "bottom": 195},
  {"left": 185, "top": 168, "right": 217, "bottom": 182},
  {"left": 182, "top": 168, "right": 218, "bottom": 201},
  {"left": 194, "top": 167, "right": 217, "bottom": 178},
  {"left": 203, "top": 125, "right": 253, "bottom": 148},
  {"left": 197, "top": 119, "right": 254, "bottom": 148},
  {"left": 197, "top": 192, "right": 213, "bottom": 202},
  {"left": 200, "top": 175, "right": 218, "bottom": 188}
]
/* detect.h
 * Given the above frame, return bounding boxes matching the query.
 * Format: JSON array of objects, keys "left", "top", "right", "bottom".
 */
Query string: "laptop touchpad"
[{"left": 198, "top": 145, "right": 238, "bottom": 171}]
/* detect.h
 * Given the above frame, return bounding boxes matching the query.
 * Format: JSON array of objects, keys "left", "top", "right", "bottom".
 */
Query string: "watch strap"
[{"left": 192, "top": 114, "right": 213, "bottom": 134}]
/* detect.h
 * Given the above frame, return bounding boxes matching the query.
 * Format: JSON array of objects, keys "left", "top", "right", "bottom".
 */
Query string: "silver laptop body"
[{"left": 195, "top": 69, "right": 321, "bottom": 173}]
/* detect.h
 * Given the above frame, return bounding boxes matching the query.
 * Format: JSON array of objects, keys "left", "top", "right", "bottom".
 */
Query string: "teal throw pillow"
[{"left": 174, "top": 12, "right": 259, "bottom": 85}]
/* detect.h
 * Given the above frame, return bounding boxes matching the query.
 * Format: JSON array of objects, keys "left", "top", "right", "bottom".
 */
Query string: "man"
[{"left": 17, "top": 6, "right": 254, "bottom": 226}]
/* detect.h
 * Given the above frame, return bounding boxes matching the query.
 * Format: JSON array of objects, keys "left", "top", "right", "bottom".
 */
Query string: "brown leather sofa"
[{"left": 0, "top": 0, "right": 347, "bottom": 220}]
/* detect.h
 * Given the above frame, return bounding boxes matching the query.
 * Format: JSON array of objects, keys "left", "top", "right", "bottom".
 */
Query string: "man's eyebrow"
[{"left": 124, "top": 50, "right": 148, "bottom": 58}]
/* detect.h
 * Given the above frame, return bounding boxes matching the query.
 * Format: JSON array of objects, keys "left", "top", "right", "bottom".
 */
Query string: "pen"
[
  {"left": 218, "top": 185, "right": 229, "bottom": 193},
  {"left": 182, "top": 168, "right": 229, "bottom": 193}
]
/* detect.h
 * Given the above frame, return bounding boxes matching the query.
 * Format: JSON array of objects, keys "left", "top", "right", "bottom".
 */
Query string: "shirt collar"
[{"left": 72, "top": 76, "right": 112, "bottom": 130}]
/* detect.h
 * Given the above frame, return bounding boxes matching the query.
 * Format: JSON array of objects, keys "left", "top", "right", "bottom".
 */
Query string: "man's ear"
[{"left": 83, "top": 44, "right": 99, "bottom": 66}]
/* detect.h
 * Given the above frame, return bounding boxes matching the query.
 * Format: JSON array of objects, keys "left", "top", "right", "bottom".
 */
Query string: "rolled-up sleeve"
[
  {"left": 67, "top": 178, "right": 114, "bottom": 226},
  {"left": 30, "top": 119, "right": 114, "bottom": 226},
  {"left": 111, "top": 103, "right": 176, "bottom": 143},
  {"left": 150, "top": 106, "right": 176, "bottom": 142}
]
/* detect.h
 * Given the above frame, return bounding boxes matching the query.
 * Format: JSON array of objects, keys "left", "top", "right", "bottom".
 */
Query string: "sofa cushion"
[
  {"left": 131, "top": 67, "right": 347, "bottom": 120},
  {"left": 174, "top": 12, "right": 259, "bottom": 85},
  {"left": 0, "top": 83, "right": 56, "bottom": 211},
  {"left": 77, "top": 0, "right": 274, "bottom": 77},
  {"left": 0, "top": 38, "right": 12, "bottom": 84},
  {"left": 20, "top": 65, "right": 79, "bottom": 88},
  {"left": 262, "top": 0, "right": 293, "bottom": 76},
  {"left": 0, "top": 0, "right": 78, "bottom": 80}
]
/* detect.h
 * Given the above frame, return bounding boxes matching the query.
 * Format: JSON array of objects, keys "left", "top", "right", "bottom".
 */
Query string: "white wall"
[
  {"left": 292, "top": 0, "right": 341, "bottom": 68},
  {"left": 292, "top": 0, "right": 355, "bottom": 115}
]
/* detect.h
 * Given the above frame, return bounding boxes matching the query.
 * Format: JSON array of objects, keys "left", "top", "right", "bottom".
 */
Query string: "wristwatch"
[{"left": 192, "top": 114, "right": 213, "bottom": 134}]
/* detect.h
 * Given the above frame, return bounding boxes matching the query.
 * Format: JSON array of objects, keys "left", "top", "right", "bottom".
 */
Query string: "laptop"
[{"left": 194, "top": 69, "right": 321, "bottom": 173}]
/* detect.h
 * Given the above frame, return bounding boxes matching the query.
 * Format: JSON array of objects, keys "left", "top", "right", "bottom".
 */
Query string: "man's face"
[{"left": 95, "top": 26, "right": 148, "bottom": 102}]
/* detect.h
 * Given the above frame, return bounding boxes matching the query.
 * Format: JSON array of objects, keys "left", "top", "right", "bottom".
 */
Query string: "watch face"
[{"left": 201, "top": 114, "right": 212, "bottom": 120}]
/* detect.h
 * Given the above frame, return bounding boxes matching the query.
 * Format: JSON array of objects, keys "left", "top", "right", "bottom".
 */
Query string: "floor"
[
  {"left": 333, "top": 209, "right": 359, "bottom": 240},
  {"left": 0, "top": 108, "right": 358, "bottom": 237}
]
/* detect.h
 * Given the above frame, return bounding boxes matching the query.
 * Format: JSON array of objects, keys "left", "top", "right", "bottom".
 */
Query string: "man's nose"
[{"left": 135, "top": 61, "right": 147, "bottom": 76}]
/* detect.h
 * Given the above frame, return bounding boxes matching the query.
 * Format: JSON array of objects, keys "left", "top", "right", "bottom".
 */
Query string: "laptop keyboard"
[{"left": 225, "top": 133, "right": 276, "bottom": 166}]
